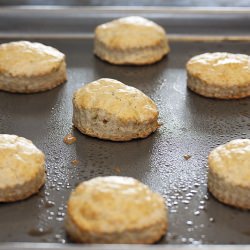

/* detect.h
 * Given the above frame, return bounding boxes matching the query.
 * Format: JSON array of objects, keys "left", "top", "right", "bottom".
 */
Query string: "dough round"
[
  {"left": 0, "top": 134, "right": 46, "bottom": 202},
  {"left": 208, "top": 139, "right": 250, "bottom": 209},
  {"left": 73, "top": 78, "right": 159, "bottom": 141},
  {"left": 0, "top": 41, "right": 67, "bottom": 93},
  {"left": 186, "top": 52, "right": 250, "bottom": 99},
  {"left": 94, "top": 16, "right": 170, "bottom": 65},
  {"left": 65, "top": 176, "right": 168, "bottom": 243}
]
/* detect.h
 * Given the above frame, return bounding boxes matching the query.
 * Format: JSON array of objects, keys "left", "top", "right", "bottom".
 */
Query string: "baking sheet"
[{"left": 0, "top": 7, "right": 249, "bottom": 249}]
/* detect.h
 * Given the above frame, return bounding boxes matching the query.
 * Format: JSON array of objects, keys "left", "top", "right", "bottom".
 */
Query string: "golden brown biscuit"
[
  {"left": 208, "top": 139, "right": 250, "bottom": 209},
  {"left": 65, "top": 176, "right": 168, "bottom": 243},
  {"left": 186, "top": 52, "right": 250, "bottom": 99},
  {"left": 0, "top": 134, "right": 46, "bottom": 202},
  {"left": 73, "top": 78, "right": 159, "bottom": 141},
  {"left": 0, "top": 41, "right": 67, "bottom": 93},
  {"left": 94, "top": 16, "right": 170, "bottom": 65}
]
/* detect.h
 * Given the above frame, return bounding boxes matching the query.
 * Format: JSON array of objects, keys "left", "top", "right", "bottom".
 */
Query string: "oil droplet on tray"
[
  {"left": 186, "top": 221, "right": 193, "bottom": 226},
  {"left": 44, "top": 200, "right": 55, "bottom": 208},
  {"left": 28, "top": 227, "right": 53, "bottom": 237},
  {"left": 209, "top": 217, "right": 215, "bottom": 222}
]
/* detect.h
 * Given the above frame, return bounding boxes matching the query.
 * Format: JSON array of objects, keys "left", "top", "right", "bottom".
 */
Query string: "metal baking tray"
[{"left": 0, "top": 6, "right": 249, "bottom": 250}]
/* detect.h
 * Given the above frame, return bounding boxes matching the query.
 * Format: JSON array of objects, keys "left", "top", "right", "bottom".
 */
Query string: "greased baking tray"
[{"left": 0, "top": 6, "right": 249, "bottom": 250}]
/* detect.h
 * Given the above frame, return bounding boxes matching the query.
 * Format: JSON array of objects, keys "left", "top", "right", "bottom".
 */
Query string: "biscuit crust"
[
  {"left": 0, "top": 134, "right": 46, "bottom": 202},
  {"left": 186, "top": 52, "right": 250, "bottom": 99},
  {"left": 94, "top": 16, "right": 170, "bottom": 65},
  {"left": 208, "top": 139, "right": 250, "bottom": 209},
  {"left": 65, "top": 176, "right": 168, "bottom": 243},
  {"left": 0, "top": 41, "right": 67, "bottom": 93},
  {"left": 73, "top": 78, "right": 159, "bottom": 141}
]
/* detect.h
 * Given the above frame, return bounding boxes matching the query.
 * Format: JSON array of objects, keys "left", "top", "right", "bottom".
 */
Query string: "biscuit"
[
  {"left": 94, "top": 16, "right": 170, "bottom": 65},
  {"left": 73, "top": 78, "right": 159, "bottom": 141},
  {"left": 0, "top": 41, "right": 67, "bottom": 93},
  {"left": 186, "top": 52, "right": 250, "bottom": 99},
  {"left": 208, "top": 139, "right": 250, "bottom": 209},
  {"left": 0, "top": 134, "right": 46, "bottom": 202},
  {"left": 65, "top": 176, "right": 168, "bottom": 243}
]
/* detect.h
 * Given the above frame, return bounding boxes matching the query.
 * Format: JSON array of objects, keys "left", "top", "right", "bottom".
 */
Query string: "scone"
[
  {"left": 186, "top": 52, "right": 250, "bottom": 99},
  {"left": 208, "top": 139, "right": 250, "bottom": 209},
  {"left": 65, "top": 176, "right": 168, "bottom": 243},
  {"left": 0, "top": 41, "right": 67, "bottom": 93},
  {"left": 73, "top": 78, "right": 159, "bottom": 141},
  {"left": 0, "top": 134, "right": 46, "bottom": 202},
  {"left": 94, "top": 16, "right": 170, "bottom": 65}
]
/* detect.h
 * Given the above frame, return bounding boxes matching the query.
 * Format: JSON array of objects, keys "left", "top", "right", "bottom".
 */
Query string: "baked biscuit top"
[
  {"left": 187, "top": 52, "right": 250, "bottom": 87},
  {"left": 0, "top": 134, "right": 45, "bottom": 189},
  {"left": 95, "top": 16, "right": 167, "bottom": 49},
  {"left": 0, "top": 41, "right": 65, "bottom": 77},
  {"left": 67, "top": 176, "right": 166, "bottom": 232},
  {"left": 208, "top": 139, "right": 250, "bottom": 188},
  {"left": 73, "top": 78, "right": 158, "bottom": 123}
]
